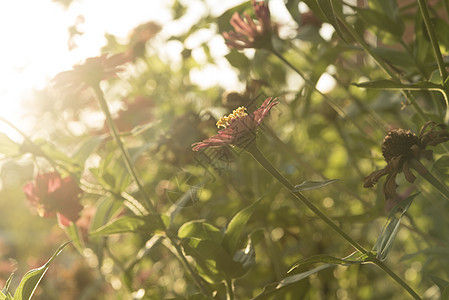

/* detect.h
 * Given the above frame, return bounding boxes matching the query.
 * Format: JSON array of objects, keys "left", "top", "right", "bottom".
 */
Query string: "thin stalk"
[
  {"left": 410, "top": 158, "right": 449, "bottom": 201},
  {"left": 225, "top": 279, "right": 235, "bottom": 300},
  {"left": 271, "top": 50, "right": 368, "bottom": 136},
  {"left": 163, "top": 235, "right": 213, "bottom": 298},
  {"left": 247, "top": 143, "right": 421, "bottom": 299},
  {"left": 93, "top": 85, "right": 213, "bottom": 297},
  {"left": 247, "top": 143, "right": 367, "bottom": 253},
  {"left": 92, "top": 85, "right": 157, "bottom": 214},
  {"left": 417, "top": 0, "right": 448, "bottom": 81},
  {"left": 334, "top": 1, "right": 428, "bottom": 121},
  {"left": 368, "top": 259, "right": 421, "bottom": 300},
  {"left": 0, "top": 116, "right": 74, "bottom": 175}
]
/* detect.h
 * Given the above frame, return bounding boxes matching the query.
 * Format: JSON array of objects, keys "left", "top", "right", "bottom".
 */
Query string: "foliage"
[{"left": 3, "top": 0, "right": 449, "bottom": 299}]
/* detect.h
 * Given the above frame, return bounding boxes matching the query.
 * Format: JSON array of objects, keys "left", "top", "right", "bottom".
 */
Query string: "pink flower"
[
  {"left": 53, "top": 53, "right": 130, "bottom": 93},
  {"left": 223, "top": 0, "right": 273, "bottom": 50},
  {"left": 192, "top": 97, "right": 278, "bottom": 151},
  {"left": 23, "top": 172, "right": 84, "bottom": 227}
]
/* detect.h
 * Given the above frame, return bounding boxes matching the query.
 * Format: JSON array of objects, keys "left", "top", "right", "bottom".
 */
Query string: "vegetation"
[{"left": 2, "top": 0, "right": 449, "bottom": 299}]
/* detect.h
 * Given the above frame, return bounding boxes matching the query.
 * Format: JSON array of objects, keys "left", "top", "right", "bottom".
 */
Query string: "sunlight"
[{"left": 0, "top": 0, "right": 171, "bottom": 139}]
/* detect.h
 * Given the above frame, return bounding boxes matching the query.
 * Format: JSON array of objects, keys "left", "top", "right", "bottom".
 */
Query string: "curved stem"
[
  {"left": 0, "top": 117, "right": 73, "bottom": 175},
  {"left": 92, "top": 85, "right": 157, "bottom": 214},
  {"left": 246, "top": 144, "right": 421, "bottom": 299},
  {"left": 225, "top": 278, "right": 235, "bottom": 300},
  {"left": 93, "top": 85, "right": 212, "bottom": 297},
  {"left": 410, "top": 158, "right": 449, "bottom": 201},
  {"left": 163, "top": 234, "right": 213, "bottom": 298},
  {"left": 334, "top": 1, "right": 428, "bottom": 122},
  {"left": 247, "top": 143, "right": 367, "bottom": 253},
  {"left": 368, "top": 259, "right": 421, "bottom": 300},
  {"left": 417, "top": 0, "right": 448, "bottom": 81}
]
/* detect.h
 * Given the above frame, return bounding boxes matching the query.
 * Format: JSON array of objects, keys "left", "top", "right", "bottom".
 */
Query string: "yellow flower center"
[{"left": 216, "top": 106, "right": 248, "bottom": 128}]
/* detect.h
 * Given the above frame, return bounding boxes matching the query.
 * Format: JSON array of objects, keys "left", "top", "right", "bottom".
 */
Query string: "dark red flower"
[
  {"left": 223, "top": 0, "right": 273, "bottom": 50},
  {"left": 192, "top": 97, "right": 278, "bottom": 151},
  {"left": 23, "top": 172, "right": 84, "bottom": 227},
  {"left": 53, "top": 53, "right": 130, "bottom": 93}
]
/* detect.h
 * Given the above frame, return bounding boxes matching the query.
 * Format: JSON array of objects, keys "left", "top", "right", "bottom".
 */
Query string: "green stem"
[
  {"left": 247, "top": 143, "right": 367, "bottom": 253},
  {"left": 0, "top": 117, "right": 74, "bottom": 176},
  {"left": 247, "top": 144, "right": 421, "bottom": 299},
  {"left": 163, "top": 235, "right": 213, "bottom": 298},
  {"left": 410, "top": 158, "right": 449, "bottom": 201},
  {"left": 225, "top": 278, "right": 235, "bottom": 300},
  {"left": 417, "top": 0, "right": 448, "bottom": 81},
  {"left": 92, "top": 85, "right": 157, "bottom": 214},
  {"left": 94, "top": 85, "right": 212, "bottom": 297},
  {"left": 271, "top": 50, "right": 368, "bottom": 136},
  {"left": 334, "top": 1, "right": 428, "bottom": 121},
  {"left": 369, "top": 259, "right": 421, "bottom": 300}
]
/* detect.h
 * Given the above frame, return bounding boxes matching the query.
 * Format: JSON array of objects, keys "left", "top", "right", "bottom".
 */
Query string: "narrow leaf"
[
  {"left": 0, "top": 133, "right": 20, "bottom": 157},
  {"left": 288, "top": 252, "right": 368, "bottom": 273},
  {"left": 354, "top": 79, "right": 443, "bottom": 91},
  {"left": 373, "top": 194, "right": 417, "bottom": 261},
  {"left": 13, "top": 241, "right": 70, "bottom": 300},
  {"left": 1, "top": 274, "right": 13, "bottom": 295},
  {"left": 252, "top": 265, "right": 330, "bottom": 299},
  {"left": 293, "top": 179, "right": 339, "bottom": 192},
  {"left": 428, "top": 274, "right": 449, "bottom": 291},
  {"left": 178, "top": 220, "right": 222, "bottom": 244},
  {"left": 90, "top": 215, "right": 165, "bottom": 236},
  {"left": 222, "top": 197, "right": 262, "bottom": 255}
]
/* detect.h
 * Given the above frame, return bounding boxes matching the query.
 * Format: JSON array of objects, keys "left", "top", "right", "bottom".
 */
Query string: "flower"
[
  {"left": 223, "top": 0, "right": 273, "bottom": 50},
  {"left": 127, "top": 21, "right": 162, "bottom": 60},
  {"left": 53, "top": 53, "right": 130, "bottom": 93},
  {"left": 364, "top": 122, "right": 449, "bottom": 209},
  {"left": 192, "top": 97, "right": 278, "bottom": 151},
  {"left": 23, "top": 172, "right": 84, "bottom": 227}
]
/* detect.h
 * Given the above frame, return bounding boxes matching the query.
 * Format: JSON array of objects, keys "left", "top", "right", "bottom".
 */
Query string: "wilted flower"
[
  {"left": 223, "top": 0, "right": 273, "bottom": 50},
  {"left": 23, "top": 172, "right": 84, "bottom": 227},
  {"left": 192, "top": 97, "right": 278, "bottom": 151},
  {"left": 53, "top": 53, "right": 129, "bottom": 93},
  {"left": 364, "top": 122, "right": 449, "bottom": 208}
]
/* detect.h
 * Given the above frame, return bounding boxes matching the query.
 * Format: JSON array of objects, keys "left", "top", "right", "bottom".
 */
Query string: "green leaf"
[
  {"left": 178, "top": 220, "right": 223, "bottom": 244},
  {"left": 0, "top": 292, "right": 13, "bottom": 300},
  {"left": 217, "top": 1, "right": 252, "bottom": 33},
  {"left": 353, "top": 79, "right": 443, "bottom": 91},
  {"left": 0, "top": 133, "right": 20, "bottom": 157},
  {"left": 182, "top": 238, "right": 244, "bottom": 283},
  {"left": 71, "top": 136, "right": 103, "bottom": 165},
  {"left": 369, "top": 0, "right": 399, "bottom": 21},
  {"left": 231, "top": 238, "right": 256, "bottom": 278},
  {"left": 222, "top": 197, "right": 262, "bottom": 255},
  {"left": 316, "top": 0, "right": 352, "bottom": 43},
  {"left": 284, "top": 0, "right": 301, "bottom": 25},
  {"left": 252, "top": 265, "right": 329, "bottom": 299},
  {"left": 13, "top": 241, "right": 70, "bottom": 300},
  {"left": 1, "top": 274, "right": 13, "bottom": 295},
  {"left": 288, "top": 251, "right": 368, "bottom": 273},
  {"left": 65, "top": 223, "right": 85, "bottom": 254},
  {"left": 373, "top": 194, "right": 417, "bottom": 261},
  {"left": 89, "top": 196, "right": 123, "bottom": 233},
  {"left": 443, "top": 286, "right": 449, "bottom": 300},
  {"left": 90, "top": 215, "right": 166, "bottom": 236},
  {"left": 225, "top": 50, "right": 250, "bottom": 71},
  {"left": 352, "top": 7, "right": 404, "bottom": 37},
  {"left": 428, "top": 274, "right": 449, "bottom": 291},
  {"left": 293, "top": 179, "right": 339, "bottom": 192}
]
